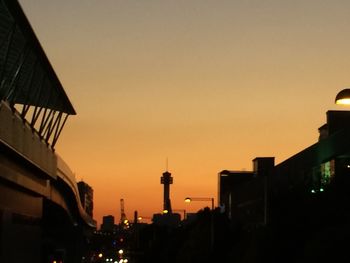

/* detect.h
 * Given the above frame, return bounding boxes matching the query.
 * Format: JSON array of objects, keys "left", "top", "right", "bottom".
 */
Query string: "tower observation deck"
[{"left": 161, "top": 170, "right": 173, "bottom": 213}]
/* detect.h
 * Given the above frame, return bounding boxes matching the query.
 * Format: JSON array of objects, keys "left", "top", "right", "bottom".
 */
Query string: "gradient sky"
[{"left": 19, "top": 0, "right": 350, "bottom": 226}]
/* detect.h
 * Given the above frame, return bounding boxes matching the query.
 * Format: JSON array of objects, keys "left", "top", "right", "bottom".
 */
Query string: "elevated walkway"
[{"left": 0, "top": 0, "right": 96, "bottom": 261}]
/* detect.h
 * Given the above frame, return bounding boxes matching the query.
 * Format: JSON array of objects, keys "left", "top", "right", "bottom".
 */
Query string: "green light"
[
  {"left": 311, "top": 189, "right": 316, "bottom": 194},
  {"left": 320, "top": 188, "right": 324, "bottom": 192}
]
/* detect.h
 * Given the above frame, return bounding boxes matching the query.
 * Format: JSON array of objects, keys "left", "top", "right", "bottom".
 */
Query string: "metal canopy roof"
[{"left": 0, "top": 0, "right": 76, "bottom": 115}]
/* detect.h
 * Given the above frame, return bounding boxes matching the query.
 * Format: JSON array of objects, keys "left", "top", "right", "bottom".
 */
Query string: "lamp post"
[
  {"left": 335, "top": 88, "right": 350, "bottom": 105},
  {"left": 184, "top": 196, "right": 215, "bottom": 251},
  {"left": 184, "top": 197, "right": 214, "bottom": 210}
]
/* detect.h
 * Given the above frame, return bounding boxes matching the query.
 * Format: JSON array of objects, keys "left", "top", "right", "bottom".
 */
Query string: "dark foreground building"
[
  {"left": 218, "top": 157, "right": 274, "bottom": 227},
  {"left": 0, "top": 1, "right": 96, "bottom": 262},
  {"left": 218, "top": 110, "right": 350, "bottom": 262}
]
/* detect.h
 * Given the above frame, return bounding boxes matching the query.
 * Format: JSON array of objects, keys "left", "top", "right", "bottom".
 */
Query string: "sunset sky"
[{"left": 19, "top": 0, "right": 350, "bottom": 226}]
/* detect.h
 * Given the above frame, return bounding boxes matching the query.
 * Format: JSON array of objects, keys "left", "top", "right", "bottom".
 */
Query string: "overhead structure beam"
[{"left": 0, "top": 0, "right": 77, "bottom": 149}]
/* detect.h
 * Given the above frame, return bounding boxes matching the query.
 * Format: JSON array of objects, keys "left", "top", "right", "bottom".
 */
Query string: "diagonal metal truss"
[{"left": 0, "top": 0, "right": 76, "bottom": 149}]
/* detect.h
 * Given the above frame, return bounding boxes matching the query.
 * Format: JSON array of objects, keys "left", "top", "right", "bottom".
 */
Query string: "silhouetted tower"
[
  {"left": 161, "top": 170, "right": 173, "bottom": 213},
  {"left": 120, "top": 198, "right": 127, "bottom": 225}
]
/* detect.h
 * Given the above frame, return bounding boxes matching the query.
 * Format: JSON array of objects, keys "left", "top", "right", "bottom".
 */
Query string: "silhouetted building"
[
  {"left": 263, "top": 112, "right": 350, "bottom": 262},
  {"left": 253, "top": 157, "right": 274, "bottom": 177},
  {"left": 219, "top": 110, "right": 350, "bottom": 228},
  {"left": 78, "top": 181, "right": 94, "bottom": 217},
  {"left": 182, "top": 212, "right": 198, "bottom": 225},
  {"left": 218, "top": 157, "right": 274, "bottom": 226},
  {"left": 152, "top": 213, "right": 181, "bottom": 227},
  {"left": 218, "top": 170, "right": 254, "bottom": 220},
  {"left": 100, "top": 215, "right": 117, "bottom": 232},
  {"left": 272, "top": 110, "right": 350, "bottom": 196}
]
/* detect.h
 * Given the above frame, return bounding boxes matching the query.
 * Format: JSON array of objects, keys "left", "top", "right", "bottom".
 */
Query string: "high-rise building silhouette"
[{"left": 77, "top": 181, "right": 94, "bottom": 217}]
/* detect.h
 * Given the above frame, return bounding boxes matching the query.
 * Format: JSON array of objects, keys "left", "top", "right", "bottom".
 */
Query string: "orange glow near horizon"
[{"left": 18, "top": 0, "right": 350, "bottom": 226}]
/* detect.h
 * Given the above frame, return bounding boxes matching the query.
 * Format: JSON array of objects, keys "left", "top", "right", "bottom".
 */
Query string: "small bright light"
[
  {"left": 163, "top": 209, "right": 168, "bottom": 214},
  {"left": 336, "top": 98, "right": 350, "bottom": 105},
  {"left": 118, "top": 249, "right": 124, "bottom": 255},
  {"left": 98, "top": 253, "right": 103, "bottom": 258},
  {"left": 123, "top": 219, "right": 128, "bottom": 224},
  {"left": 311, "top": 189, "right": 316, "bottom": 194},
  {"left": 124, "top": 259, "right": 129, "bottom": 263},
  {"left": 335, "top": 89, "right": 350, "bottom": 105},
  {"left": 320, "top": 188, "right": 324, "bottom": 192},
  {"left": 184, "top": 198, "right": 191, "bottom": 203}
]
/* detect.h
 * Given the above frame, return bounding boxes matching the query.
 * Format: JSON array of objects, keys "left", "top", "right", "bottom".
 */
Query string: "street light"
[
  {"left": 185, "top": 196, "right": 215, "bottom": 250},
  {"left": 184, "top": 197, "right": 214, "bottom": 210},
  {"left": 137, "top": 216, "right": 152, "bottom": 221},
  {"left": 335, "top": 88, "right": 350, "bottom": 105}
]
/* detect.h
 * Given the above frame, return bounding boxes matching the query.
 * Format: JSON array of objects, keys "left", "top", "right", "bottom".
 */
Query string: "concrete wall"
[{"left": 0, "top": 101, "right": 57, "bottom": 179}]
